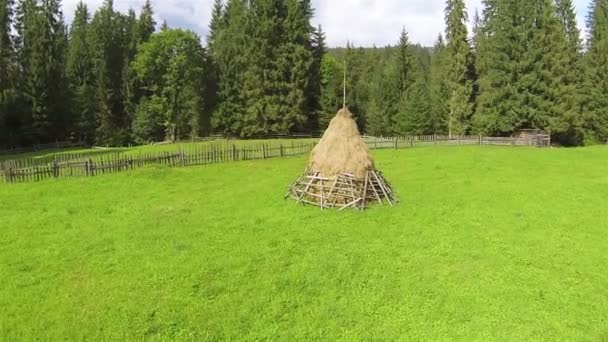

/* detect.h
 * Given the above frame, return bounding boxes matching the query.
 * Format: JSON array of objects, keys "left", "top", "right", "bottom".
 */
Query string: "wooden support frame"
[{"left": 286, "top": 169, "right": 397, "bottom": 211}]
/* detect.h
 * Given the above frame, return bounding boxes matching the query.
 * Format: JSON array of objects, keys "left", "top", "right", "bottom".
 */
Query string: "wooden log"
[
  {"left": 372, "top": 171, "right": 393, "bottom": 206},
  {"left": 338, "top": 198, "right": 362, "bottom": 211}
]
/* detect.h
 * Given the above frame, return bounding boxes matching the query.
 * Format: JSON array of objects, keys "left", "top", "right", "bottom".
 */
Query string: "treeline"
[
  {"left": 0, "top": 0, "right": 326, "bottom": 148},
  {"left": 0, "top": 0, "right": 607, "bottom": 148},
  {"left": 320, "top": 0, "right": 608, "bottom": 145}
]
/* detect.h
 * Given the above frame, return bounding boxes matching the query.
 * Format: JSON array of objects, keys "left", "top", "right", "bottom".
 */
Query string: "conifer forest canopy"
[{"left": 0, "top": 0, "right": 607, "bottom": 147}]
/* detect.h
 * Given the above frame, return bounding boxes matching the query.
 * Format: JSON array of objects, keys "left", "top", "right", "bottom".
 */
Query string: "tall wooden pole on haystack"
[{"left": 343, "top": 58, "right": 347, "bottom": 109}]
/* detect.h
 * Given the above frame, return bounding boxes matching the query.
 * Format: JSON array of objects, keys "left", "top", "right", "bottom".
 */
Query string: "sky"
[{"left": 62, "top": 0, "right": 591, "bottom": 47}]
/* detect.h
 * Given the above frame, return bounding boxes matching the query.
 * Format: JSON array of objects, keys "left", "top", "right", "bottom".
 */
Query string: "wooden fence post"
[
  {"left": 280, "top": 144, "right": 284, "bottom": 157},
  {"left": 52, "top": 159, "right": 59, "bottom": 178},
  {"left": 180, "top": 149, "right": 185, "bottom": 166},
  {"left": 394, "top": 137, "right": 398, "bottom": 149},
  {"left": 6, "top": 167, "right": 13, "bottom": 183},
  {"left": 479, "top": 135, "right": 482, "bottom": 145}
]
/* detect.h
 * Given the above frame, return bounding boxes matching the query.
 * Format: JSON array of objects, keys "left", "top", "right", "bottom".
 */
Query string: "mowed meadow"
[{"left": 1, "top": 146, "right": 608, "bottom": 340}]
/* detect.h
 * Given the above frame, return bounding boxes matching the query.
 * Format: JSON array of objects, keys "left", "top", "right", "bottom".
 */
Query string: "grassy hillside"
[
  {"left": 0, "top": 138, "right": 318, "bottom": 163},
  {"left": 1, "top": 146, "right": 607, "bottom": 339}
]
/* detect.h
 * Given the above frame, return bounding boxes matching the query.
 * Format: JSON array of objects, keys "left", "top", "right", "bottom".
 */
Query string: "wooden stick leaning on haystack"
[{"left": 286, "top": 107, "right": 398, "bottom": 211}]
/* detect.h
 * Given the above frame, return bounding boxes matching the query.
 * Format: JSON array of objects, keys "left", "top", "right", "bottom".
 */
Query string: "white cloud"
[{"left": 61, "top": 0, "right": 591, "bottom": 47}]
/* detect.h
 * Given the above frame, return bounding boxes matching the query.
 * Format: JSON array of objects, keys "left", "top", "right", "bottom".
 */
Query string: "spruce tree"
[
  {"left": 390, "top": 29, "right": 417, "bottom": 135},
  {"left": 444, "top": 0, "right": 473, "bottom": 137},
  {"left": 211, "top": 0, "right": 249, "bottom": 136},
  {"left": 204, "top": 0, "right": 223, "bottom": 135},
  {"left": 207, "top": 0, "right": 223, "bottom": 50},
  {"left": 474, "top": 0, "right": 533, "bottom": 134},
  {"left": 307, "top": 25, "right": 326, "bottom": 132},
  {"left": 543, "top": 0, "right": 584, "bottom": 145},
  {"left": 67, "top": 1, "right": 96, "bottom": 143},
  {"left": 89, "top": 0, "right": 129, "bottom": 144},
  {"left": 429, "top": 34, "right": 449, "bottom": 134},
  {"left": 0, "top": 0, "right": 15, "bottom": 147},
  {"left": 366, "top": 47, "right": 395, "bottom": 136},
  {"left": 583, "top": 0, "right": 608, "bottom": 143},
  {"left": 137, "top": 0, "right": 155, "bottom": 44},
  {"left": 121, "top": 9, "right": 140, "bottom": 138},
  {"left": 318, "top": 53, "right": 343, "bottom": 128},
  {"left": 17, "top": 0, "right": 69, "bottom": 143}
]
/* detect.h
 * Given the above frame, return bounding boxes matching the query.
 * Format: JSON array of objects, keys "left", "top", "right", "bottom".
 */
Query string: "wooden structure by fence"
[{"left": 1, "top": 134, "right": 550, "bottom": 184}]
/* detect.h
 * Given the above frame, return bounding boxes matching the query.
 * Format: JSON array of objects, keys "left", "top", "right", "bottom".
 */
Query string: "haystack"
[{"left": 286, "top": 108, "right": 397, "bottom": 210}]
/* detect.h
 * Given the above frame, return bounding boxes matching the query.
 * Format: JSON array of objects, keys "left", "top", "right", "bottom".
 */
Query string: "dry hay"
[
  {"left": 309, "top": 108, "right": 374, "bottom": 179},
  {"left": 286, "top": 107, "right": 397, "bottom": 210}
]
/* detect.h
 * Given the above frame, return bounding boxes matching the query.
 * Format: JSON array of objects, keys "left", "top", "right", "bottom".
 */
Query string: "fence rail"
[{"left": 0, "top": 134, "right": 550, "bottom": 184}]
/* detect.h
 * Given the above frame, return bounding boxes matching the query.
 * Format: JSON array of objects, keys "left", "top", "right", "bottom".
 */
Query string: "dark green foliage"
[
  {"left": 17, "top": 0, "right": 69, "bottom": 143},
  {"left": 429, "top": 34, "right": 449, "bottom": 134},
  {"left": 444, "top": 0, "right": 473, "bottom": 136},
  {"left": 131, "top": 95, "right": 164, "bottom": 144},
  {"left": 395, "top": 50, "right": 432, "bottom": 135},
  {"left": 0, "top": 0, "right": 605, "bottom": 148},
  {"left": 318, "top": 53, "right": 343, "bottom": 128},
  {"left": 0, "top": 0, "right": 16, "bottom": 147},
  {"left": 211, "top": 0, "right": 316, "bottom": 138},
  {"left": 306, "top": 25, "right": 326, "bottom": 131},
  {"left": 211, "top": 0, "right": 248, "bottom": 137},
  {"left": 583, "top": 0, "right": 608, "bottom": 143},
  {"left": 67, "top": 1, "right": 95, "bottom": 143},
  {"left": 131, "top": 29, "right": 207, "bottom": 142},
  {"left": 137, "top": 0, "right": 155, "bottom": 44}
]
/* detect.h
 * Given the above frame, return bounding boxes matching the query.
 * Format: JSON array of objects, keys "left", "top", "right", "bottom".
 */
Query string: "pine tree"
[
  {"left": 307, "top": 25, "right": 326, "bottom": 132},
  {"left": 366, "top": 47, "right": 395, "bottom": 136},
  {"left": 343, "top": 43, "right": 373, "bottom": 131},
  {"left": 240, "top": 0, "right": 284, "bottom": 137},
  {"left": 429, "top": 34, "right": 449, "bottom": 134},
  {"left": 89, "top": 0, "right": 130, "bottom": 144},
  {"left": 400, "top": 49, "right": 432, "bottom": 135},
  {"left": 207, "top": 0, "right": 223, "bottom": 50},
  {"left": 543, "top": 0, "right": 584, "bottom": 145},
  {"left": 390, "top": 29, "right": 417, "bottom": 135},
  {"left": 212, "top": 0, "right": 249, "bottom": 136},
  {"left": 121, "top": 9, "right": 140, "bottom": 138},
  {"left": 17, "top": 0, "right": 69, "bottom": 143},
  {"left": 0, "top": 0, "right": 16, "bottom": 147},
  {"left": 137, "top": 0, "right": 155, "bottom": 44},
  {"left": 318, "top": 53, "right": 343, "bottom": 128},
  {"left": 583, "top": 0, "right": 608, "bottom": 143},
  {"left": 204, "top": 0, "right": 223, "bottom": 135},
  {"left": 160, "top": 20, "right": 168, "bottom": 31},
  {"left": 280, "top": 0, "right": 314, "bottom": 133},
  {"left": 444, "top": 0, "right": 473, "bottom": 137},
  {"left": 474, "top": 0, "right": 534, "bottom": 135},
  {"left": 67, "top": 1, "right": 96, "bottom": 143}
]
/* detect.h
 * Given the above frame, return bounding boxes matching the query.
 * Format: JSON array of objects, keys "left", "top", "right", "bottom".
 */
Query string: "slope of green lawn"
[{"left": 1, "top": 146, "right": 607, "bottom": 340}]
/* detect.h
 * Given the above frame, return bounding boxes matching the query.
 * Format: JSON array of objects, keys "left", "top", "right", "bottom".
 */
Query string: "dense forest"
[{"left": 0, "top": 0, "right": 607, "bottom": 148}]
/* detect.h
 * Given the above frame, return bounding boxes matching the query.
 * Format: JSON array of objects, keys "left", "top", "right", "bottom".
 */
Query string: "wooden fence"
[
  {"left": 0, "top": 134, "right": 550, "bottom": 184},
  {"left": 0, "top": 142, "right": 315, "bottom": 183},
  {"left": 362, "top": 134, "right": 551, "bottom": 149}
]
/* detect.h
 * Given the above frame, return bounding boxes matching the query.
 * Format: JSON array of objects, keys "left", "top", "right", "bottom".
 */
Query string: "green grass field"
[{"left": 1, "top": 146, "right": 608, "bottom": 340}]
